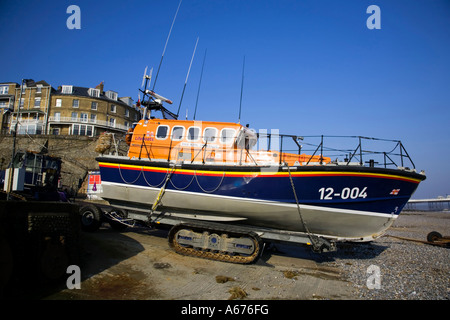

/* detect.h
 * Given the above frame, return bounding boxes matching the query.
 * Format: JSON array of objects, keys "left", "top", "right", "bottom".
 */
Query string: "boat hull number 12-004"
[{"left": 319, "top": 187, "right": 368, "bottom": 200}]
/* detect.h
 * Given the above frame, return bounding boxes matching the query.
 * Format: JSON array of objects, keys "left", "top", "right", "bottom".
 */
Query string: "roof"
[
  {"left": 0, "top": 80, "right": 53, "bottom": 89},
  {"left": 35, "top": 80, "right": 52, "bottom": 87},
  {"left": 53, "top": 86, "right": 131, "bottom": 107}
]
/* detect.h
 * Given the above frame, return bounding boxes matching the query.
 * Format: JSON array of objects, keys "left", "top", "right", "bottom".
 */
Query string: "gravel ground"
[
  {"left": 317, "top": 211, "right": 449, "bottom": 300},
  {"left": 12, "top": 210, "right": 447, "bottom": 301}
]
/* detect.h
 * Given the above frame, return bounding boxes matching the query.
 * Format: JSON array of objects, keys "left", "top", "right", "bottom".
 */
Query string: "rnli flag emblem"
[{"left": 390, "top": 189, "right": 400, "bottom": 195}]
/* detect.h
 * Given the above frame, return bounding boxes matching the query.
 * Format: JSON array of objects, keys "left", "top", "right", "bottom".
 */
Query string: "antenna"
[
  {"left": 141, "top": 66, "right": 153, "bottom": 89},
  {"left": 193, "top": 48, "right": 207, "bottom": 120},
  {"left": 238, "top": 55, "right": 246, "bottom": 124},
  {"left": 152, "top": 0, "right": 182, "bottom": 91},
  {"left": 176, "top": 36, "right": 199, "bottom": 118},
  {"left": 141, "top": 66, "right": 148, "bottom": 88}
]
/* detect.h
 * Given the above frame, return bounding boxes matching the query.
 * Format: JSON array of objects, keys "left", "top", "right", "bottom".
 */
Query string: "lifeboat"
[{"left": 94, "top": 80, "right": 426, "bottom": 262}]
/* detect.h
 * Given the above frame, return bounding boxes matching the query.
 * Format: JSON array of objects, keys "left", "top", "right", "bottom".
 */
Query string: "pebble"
[{"left": 318, "top": 211, "right": 449, "bottom": 300}]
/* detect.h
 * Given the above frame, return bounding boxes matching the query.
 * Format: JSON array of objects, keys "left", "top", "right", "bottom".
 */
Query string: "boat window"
[
  {"left": 171, "top": 126, "right": 184, "bottom": 141},
  {"left": 187, "top": 126, "right": 201, "bottom": 141},
  {"left": 156, "top": 125, "right": 169, "bottom": 140},
  {"left": 220, "top": 128, "right": 236, "bottom": 145},
  {"left": 203, "top": 127, "right": 217, "bottom": 142}
]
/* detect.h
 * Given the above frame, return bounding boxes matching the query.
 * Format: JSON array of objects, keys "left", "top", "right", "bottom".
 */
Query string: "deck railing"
[
  {"left": 270, "top": 134, "right": 416, "bottom": 169},
  {"left": 132, "top": 132, "right": 417, "bottom": 169}
]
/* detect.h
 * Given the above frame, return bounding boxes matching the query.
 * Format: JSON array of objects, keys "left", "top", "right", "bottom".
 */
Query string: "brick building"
[
  {"left": 48, "top": 82, "right": 141, "bottom": 136},
  {"left": 1, "top": 79, "right": 141, "bottom": 137},
  {"left": 10, "top": 80, "right": 53, "bottom": 135},
  {"left": 0, "top": 82, "right": 19, "bottom": 134}
]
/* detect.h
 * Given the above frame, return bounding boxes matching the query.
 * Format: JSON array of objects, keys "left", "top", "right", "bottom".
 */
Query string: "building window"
[
  {"left": 56, "top": 99, "right": 62, "bottom": 107},
  {"left": 52, "top": 128, "right": 60, "bottom": 135},
  {"left": 34, "top": 97, "right": 41, "bottom": 108},
  {"left": 109, "top": 118, "right": 116, "bottom": 127},
  {"left": 72, "top": 124, "right": 93, "bottom": 136},
  {"left": 88, "top": 88, "right": 100, "bottom": 97},
  {"left": 106, "top": 91, "right": 118, "bottom": 100},
  {"left": 90, "top": 114, "right": 96, "bottom": 123},
  {"left": 72, "top": 99, "right": 79, "bottom": 108},
  {"left": 54, "top": 112, "right": 61, "bottom": 121},
  {"left": 71, "top": 112, "right": 78, "bottom": 121},
  {"left": 18, "top": 124, "right": 42, "bottom": 135},
  {"left": 62, "top": 85, "right": 73, "bottom": 94},
  {"left": 0, "top": 86, "right": 8, "bottom": 94},
  {"left": 110, "top": 105, "right": 116, "bottom": 113},
  {"left": 21, "top": 86, "right": 26, "bottom": 94},
  {"left": 91, "top": 101, "right": 98, "bottom": 110},
  {"left": 80, "top": 113, "right": 88, "bottom": 122},
  {"left": 125, "top": 109, "right": 129, "bottom": 117},
  {"left": 36, "top": 86, "right": 42, "bottom": 94},
  {"left": 19, "top": 98, "right": 24, "bottom": 108}
]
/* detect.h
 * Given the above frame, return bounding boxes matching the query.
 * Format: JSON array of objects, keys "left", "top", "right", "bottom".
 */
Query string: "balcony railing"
[
  {"left": 48, "top": 116, "right": 129, "bottom": 131},
  {"left": 11, "top": 119, "right": 46, "bottom": 126}
]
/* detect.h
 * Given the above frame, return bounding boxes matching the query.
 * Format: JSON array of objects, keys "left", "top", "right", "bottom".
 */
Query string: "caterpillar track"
[{"left": 168, "top": 223, "right": 263, "bottom": 264}]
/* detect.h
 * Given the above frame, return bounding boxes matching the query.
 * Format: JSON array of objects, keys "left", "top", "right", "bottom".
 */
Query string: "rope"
[
  {"left": 118, "top": 163, "right": 142, "bottom": 184},
  {"left": 194, "top": 170, "right": 225, "bottom": 193},
  {"left": 141, "top": 167, "right": 169, "bottom": 188},
  {"left": 169, "top": 171, "right": 195, "bottom": 190}
]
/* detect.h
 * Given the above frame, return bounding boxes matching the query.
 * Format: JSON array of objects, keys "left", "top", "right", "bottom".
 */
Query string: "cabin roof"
[{"left": 143, "top": 118, "right": 243, "bottom": 128}]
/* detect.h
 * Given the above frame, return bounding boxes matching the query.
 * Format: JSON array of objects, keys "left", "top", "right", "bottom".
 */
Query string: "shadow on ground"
[
  {"left": 3, "top": 224, "right": 145, "bottom": 300},
  {"left": 259, "top": 240, "right": 389, "bottom": 265}
]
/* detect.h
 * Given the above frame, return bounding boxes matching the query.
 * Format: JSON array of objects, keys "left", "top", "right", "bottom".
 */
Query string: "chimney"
[{"left": 95, "top": 81, "right": 104, "bottom": 93}]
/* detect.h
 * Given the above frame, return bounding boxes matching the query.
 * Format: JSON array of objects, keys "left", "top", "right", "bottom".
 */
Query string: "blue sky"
[{"left": 1, "top": 0, "right": 449, "bottom": 199}]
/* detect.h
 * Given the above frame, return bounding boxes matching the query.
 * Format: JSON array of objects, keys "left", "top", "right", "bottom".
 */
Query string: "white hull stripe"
[{"left": 102, "top": 181, "right": 398, "bottom": 219}]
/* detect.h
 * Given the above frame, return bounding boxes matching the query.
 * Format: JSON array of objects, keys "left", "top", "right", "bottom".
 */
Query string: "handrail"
[
  {"left": 294, "top": 135, "right": 416, "bottom": 169},
  {"left": 130, "top": 132, "right": 417, "bottom": 169}
]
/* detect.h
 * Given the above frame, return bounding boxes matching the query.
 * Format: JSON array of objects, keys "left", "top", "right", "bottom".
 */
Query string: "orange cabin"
[{"left": 127, "top": 119, "right": 330, "bottom": 166}]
